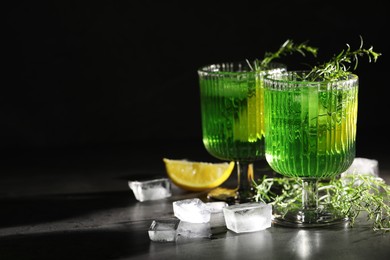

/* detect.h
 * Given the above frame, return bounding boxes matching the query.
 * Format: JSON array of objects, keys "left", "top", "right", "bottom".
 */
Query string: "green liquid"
[
  {"left": 199, "top": 73, "right": 265, "bottom": 162},
  {"left": 264, "top": 81, "right": 358, "bottom": 178}
]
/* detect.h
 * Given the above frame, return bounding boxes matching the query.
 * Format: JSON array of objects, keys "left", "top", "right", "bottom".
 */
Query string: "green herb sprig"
[
  {"left": 323, "top": 175, "right": 389, "bottom": 231},
  {"left": 254, "top": 174, "right": 390, "bottom": 232},
  {"left": 248, "top": 39, "right": 318, "bottom": 71},
  {"left": 306, "top": 36, "right": 382, "bottom": 81}
]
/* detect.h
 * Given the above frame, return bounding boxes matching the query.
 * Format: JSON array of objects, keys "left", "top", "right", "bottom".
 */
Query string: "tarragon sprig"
[
  {"left": 253, "top": 174, "right": 390, "bottom": 232},
  {"left": 248, "top": 39, "right": 318, "bottom": 71},
  {"left": 254, "top": 175, "right": 301, "bottom": 206},
  {"left": 321, "top": 175, "right": 390, "bottom": 232},
  {"left": 306, "top": 36, "right": 382, "bottom": 81}
]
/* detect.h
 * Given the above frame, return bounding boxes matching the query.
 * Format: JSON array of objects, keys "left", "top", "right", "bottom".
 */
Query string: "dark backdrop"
[{"left": 3, "top": 1, "right": 389, "bottom": 161}]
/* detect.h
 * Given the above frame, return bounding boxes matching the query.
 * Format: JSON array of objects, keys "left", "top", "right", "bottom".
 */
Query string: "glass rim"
[
  {"left": 264, "top": 70, "right": 359, "bottom": 85},
  {"left": 197, "top": 60, "right": 286, "bottom": 75}
]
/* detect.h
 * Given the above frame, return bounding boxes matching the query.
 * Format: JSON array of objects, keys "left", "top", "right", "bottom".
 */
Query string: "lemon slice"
[{"left": 163, "top": 158, "right": 235, "bottom": 191}]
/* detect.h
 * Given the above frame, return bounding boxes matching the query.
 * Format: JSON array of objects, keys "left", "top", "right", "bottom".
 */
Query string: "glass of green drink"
[
  {"left": 263, "top": 70, "right": 358, "bottom": 227},
  {"left": 198, "top": 61, "right": 286, "bottom": 203}
]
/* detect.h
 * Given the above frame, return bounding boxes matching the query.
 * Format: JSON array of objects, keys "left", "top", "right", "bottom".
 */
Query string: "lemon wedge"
[{"left": 163, "top": 158, "right": 235, "bottom": 191}]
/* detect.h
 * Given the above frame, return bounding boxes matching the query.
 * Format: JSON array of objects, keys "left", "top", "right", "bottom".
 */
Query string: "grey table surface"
[{"left": 0, "top": 145, "right": 389, "bottom": 260}]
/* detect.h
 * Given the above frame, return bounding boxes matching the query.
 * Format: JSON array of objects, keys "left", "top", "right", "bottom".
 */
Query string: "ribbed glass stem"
[
  {"left": 235, "top": 162, "right": 254, "bottom": 202},
  {"left": 302, "top": 178, "right": 318, "bottom": 210}
]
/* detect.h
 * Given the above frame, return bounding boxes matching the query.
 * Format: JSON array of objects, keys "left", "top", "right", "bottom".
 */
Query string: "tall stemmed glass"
[
  {"left": 197, "top": 61, "right": 286, "bottom": 203},
  {"left": 263, "top": 70, "right": 358, "bottom": 227}
]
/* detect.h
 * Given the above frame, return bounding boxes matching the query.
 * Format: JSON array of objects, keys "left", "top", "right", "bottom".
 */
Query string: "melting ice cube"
[
  {"left": 128, "top": 178, "right": 171, "bottom": 202},
  {"left": 341, "top": 157, "right": 379, "bottom": 177},
  {"left": 206, "top": 201, "right": 228, "bottom": 227},
  {"left": 172, "top": 198, "right": 211, "bottom": 223},
  {"left": 148, "top": 218, "right": 180, "bottom": 242},
  {"left": 223, "top": 202, "right": 272, "bottom": 233},
  {"left": 176, "top": 221, "right": 211, "bottom": 241}
]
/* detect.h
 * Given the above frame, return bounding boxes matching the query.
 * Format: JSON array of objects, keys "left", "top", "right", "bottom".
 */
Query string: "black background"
[{"left": 3, "top": 1, "right": 389, "bottom": 162}]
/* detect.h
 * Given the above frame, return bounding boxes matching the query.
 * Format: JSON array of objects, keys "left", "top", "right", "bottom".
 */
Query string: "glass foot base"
[{"left": 272, "top": 207, "right": 349, "bottom": 228}]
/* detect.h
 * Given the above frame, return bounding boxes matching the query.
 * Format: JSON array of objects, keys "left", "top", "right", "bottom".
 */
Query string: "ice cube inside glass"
[
  {"left": 128, "top": 178, "right": 172, "bottom": 202},
  {"left": 223, "top": 202, "right": 272, "bottom": 233}
]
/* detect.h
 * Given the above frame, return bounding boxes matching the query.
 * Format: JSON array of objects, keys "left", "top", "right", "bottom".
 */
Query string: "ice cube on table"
[
  {"left": 206, "top": 202, "right": 228, "bottom": 227},
  {"left": 223, "top": 202, "right": 272, "bottom": 233},
  {"left": 176, "top": 221, "right": 211, "bottom": 240},
  {"left": 173, "top": 198, "right": 211, "bottom": 223},
  {"left": 128, "top": 178, "right": 171, "bottom": 202},
  {"left": 148, "top": 218, "right": 180, "bottom": 242},
  {"left": 341, "top": 157, "right": 379, "bottom": 177}
]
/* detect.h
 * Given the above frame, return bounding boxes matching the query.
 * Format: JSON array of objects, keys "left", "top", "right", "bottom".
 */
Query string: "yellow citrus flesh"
[{"left": 163, "top": 158, "right": 235, "bottom": 191}]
